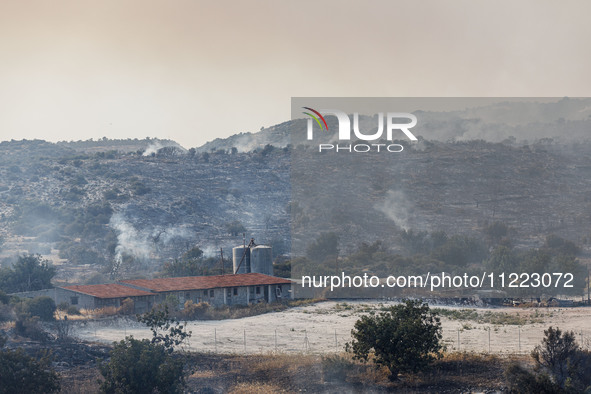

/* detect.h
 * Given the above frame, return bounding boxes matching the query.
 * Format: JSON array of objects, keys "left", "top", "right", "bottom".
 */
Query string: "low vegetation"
[
  {"left": 171, "top": 298, "right": 322, "bottom": 321},
  {"left": 61, "top": 350, "right": 518, "bottom": 393},
  {"left": 98, "top": 306, "right": 192, "bottom": 393},
  {"left": 505, "top": 326, "right": 591, "bottom": 392},
  {"left": 433, "top": 307, "right": 547, "bottom": 325},
  {"left": 0, "top": 336, "right": 60, "bottom": 394}
]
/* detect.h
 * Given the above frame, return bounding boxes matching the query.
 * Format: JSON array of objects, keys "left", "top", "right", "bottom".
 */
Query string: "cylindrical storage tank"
[
  {"left": 232, "top": 246, "right": 250, "bottom": 274},
  {"left": 250, "top": 245, "right": 273, "bottom": 275}
]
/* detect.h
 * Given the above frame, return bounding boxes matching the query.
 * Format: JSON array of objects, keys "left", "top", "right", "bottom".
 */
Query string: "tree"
[
  {"left": 99, "top": 338, "right": 185, "bottom": 394},
  {"left": 431, "top": 235, "right": 487, "bottom": 268},
  {"left": 226, "top": 221, "right": 246, "bottom": 237},
  {"left": 99, "top": 306, "right": 191, "bottom": 393},
  {"left": 531, "top": 326, "right": 580, "bottom": 388},
  {"left": 483, "top": 221, "right": 509, "bottom": 244},
  {"left": 506, "top": 326, "right": 591, "bottom": 392},
  {"left": 0, "top": 254, "right": 55, "bottom": 293},
  {"left": 346, "top": 299, "right": 442, "bottom": 380},
  {"left": 18, "top": 296, "right": 56, "bottom": 321},
  {"left": 137, "top": 305, "right": 191, "bottom": 353},
  {"left": 182, "top": 247, "right": 203, "bottom": 260},
  {"left": 162, "top": 247, "right": 222, "bottom": 277},
  {"left": 0, "top": 347, "right": 60, "bottom": 394},
  {"left": 544, "top": 235, "right": 580, "bottom": 256},
  {"left": 485, "top": 246, "right": 517, "bottom": 273}
]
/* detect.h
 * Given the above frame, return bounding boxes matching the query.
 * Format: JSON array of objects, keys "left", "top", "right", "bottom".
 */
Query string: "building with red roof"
[
  {"left": 121, "top": 272, "right": 292, "bottom": 308},
  {"left": 39, "top": 273, "right": 292, "bottom": 313}
]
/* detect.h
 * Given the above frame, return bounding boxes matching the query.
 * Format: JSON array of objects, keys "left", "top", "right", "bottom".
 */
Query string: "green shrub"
[
  {"left": 505, "top": 326, "right": 591, "bottom": 392},
  {"left": 118, "top": 298, "right": 134, "bottom": 315},
  {"left": 346, "top": 299, "right": 443, "bottom": 381},
  {"left": 20, "top": 296, "right": 56, "bottom": 321},
  {"left": 99, "top": 338, "right": 185, "bottom": 394},
  {"left": 0, "top": 348, "right": 60, "bottom": 394},
  {"left": 504, "top": 362, "right": 558, "bottom": 393},
  {"left": 14, "top": 315, "right": 50, "bottom": 342},
  {"left": 181, "top": 300, "right": 210, "bottom": 320}
]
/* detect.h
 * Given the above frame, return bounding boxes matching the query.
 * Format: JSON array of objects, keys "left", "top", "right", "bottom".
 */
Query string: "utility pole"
[
  {"left": 220, "top": 248, "right": 225, "bottom": 275},
  {"left": 587, "top": 264, "right": 590, "bottom": 305}
]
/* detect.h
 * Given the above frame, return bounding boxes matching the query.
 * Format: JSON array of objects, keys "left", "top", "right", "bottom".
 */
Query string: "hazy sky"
[{"left": 1, "top": 0, "right": 590, "bottom": 148}]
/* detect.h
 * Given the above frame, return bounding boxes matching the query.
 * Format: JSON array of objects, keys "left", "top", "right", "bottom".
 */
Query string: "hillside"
[
  {"left": 1, "top": 99, "right": 591, "bottom": 287},
  {"left": 0, "top": 139, "right": 290, "bottom": 282}
]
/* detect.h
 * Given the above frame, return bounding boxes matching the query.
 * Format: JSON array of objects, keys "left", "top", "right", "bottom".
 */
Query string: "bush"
[
  {"left": 181, "top": 300, "right": 210, "bottom": 320},
  {"left": 118, "top": 298, "right": 134, "bottom": 315},
  {"left": 0, "top": 304, "right": 14, "bottom": 322},
  {"left": 532, "top": 326, "right": 579, "bottom": 387},
  {"left": 226, "top": 221, "right": 247, "bottom": 237},
  {"left": 19, "top": 296, "right": 56, "bottom": 321},
  {"left": 0, "top": 290, "right": 8, "bottom": 305},
  {"left": 163, "top": 294, "right": 181, "bottom": 312},
  {"left": 0, "top": 348, "right": 60, "bottom": 393},
  {"left": 346, "top": 299, "right": 443, "bottom": 381},
  {"left": 504, "top": 362, "right": 558, "bottom": 393},
  {"left": 99, "top": 338, "right": 185, "bottom": 394},
  {"left": 505, "top": 326, "right": 591, "bottom": 392},
  {"left": 65, "top": 305, "right": 81, "bottom": 315},
  {"left": 14, "top": 315, "right": 50, "bottom": 342},
  {"left": 137, "top": 305, "right": 191, "bottom": 352}
]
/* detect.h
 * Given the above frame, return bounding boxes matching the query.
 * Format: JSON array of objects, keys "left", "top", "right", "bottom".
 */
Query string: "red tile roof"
[
  {"left": 121, "top": 273, "right": 292, "bottom": 293},
  {"left": 62, "top": 284, "right": 154, "bottom": 299}
]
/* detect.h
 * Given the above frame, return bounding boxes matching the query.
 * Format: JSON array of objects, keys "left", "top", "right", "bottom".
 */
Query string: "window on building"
[
  {"left": 203, "top": 290, "right": 208, "bottom": 296},
  {"left": 227, "top": 288, "right": 232, "bottom": 297},
  {"left": 185, "top": 292, "right": 191, "bottom": 300},
  {"left": 70, "top": 296, "right": 78, "bottom": 305},
  {"left": 256, "top": 286, "right": 261, "bottom": 295},
  {"left": 209, "top": 289, "right": 214, "bottom": 298},
  {"left": 233, "top": 288, "right": 238, "bottom": 296}
]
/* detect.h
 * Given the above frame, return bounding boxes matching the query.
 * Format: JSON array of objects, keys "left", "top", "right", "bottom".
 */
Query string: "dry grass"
[
  {"left": 227, "top": 382, "right": 287, "bottom": 393},
  {"left": 181, "top": 351, "right": 519, "bottom": 392},
  {"left": 55, "top": 349, "right": 522, "bottom": 393},
  {"left": 433, "top": 307, "right": 548, "bottom": 325},
  {"left": 178, "top": 298, "right": 325, "bottom": 321}
]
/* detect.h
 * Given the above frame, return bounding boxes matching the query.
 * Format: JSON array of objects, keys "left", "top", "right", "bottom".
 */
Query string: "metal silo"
[
  {"left": 250, "top": 245, "right": 273, "bottom": 275},
  {"left": 232, "top": 246, "right": 250, "bottom": 274}
]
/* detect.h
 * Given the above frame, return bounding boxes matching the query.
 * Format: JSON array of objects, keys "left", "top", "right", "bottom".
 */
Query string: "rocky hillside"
[
  {"left": 0, "top": 138, "right": 290, "bottom": 282},
  {"left": 2, "top": 99, "right": 591, "bottom": 284}
]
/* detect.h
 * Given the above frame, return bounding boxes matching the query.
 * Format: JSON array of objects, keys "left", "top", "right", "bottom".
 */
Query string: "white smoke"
[
  {"left": 200, "top": 245, "right": 221, "bottom": 258},
  {"left": 109, "top": 213, "right": 153, "bottom": 264},
  {"left": 142, "top": 141, "right": 165, "bottom": 156},
  {"left": 109, "top": 213, "right": 196, "bottom": 276},
  {"left": 374, "top": 190, "right": 416, "bottom": 231},
  {"left": 142, "top": 140, "right": 187, "bottom": 156}
]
